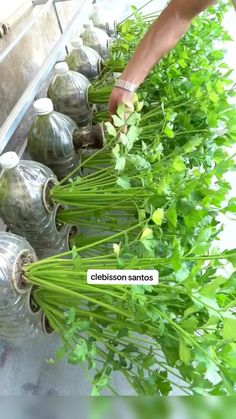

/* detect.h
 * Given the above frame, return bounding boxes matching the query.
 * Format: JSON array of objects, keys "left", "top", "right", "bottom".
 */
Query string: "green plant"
[
  {"left": 25, "top": 234, "right": 236, "bottom": 395},
  {"left": 22, "top": 1, "right": 236, "bottom": 396}
]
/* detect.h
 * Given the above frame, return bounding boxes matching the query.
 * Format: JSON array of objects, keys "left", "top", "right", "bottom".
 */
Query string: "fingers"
[
  {"left": 108, "top": 88, "right": 134, "bottom": 117},
  {"left": 124, "top": 102, "right": 135, "bottom": 120},
  {"left": 108, "top": 94, "right": 118, "bottom": 117}
]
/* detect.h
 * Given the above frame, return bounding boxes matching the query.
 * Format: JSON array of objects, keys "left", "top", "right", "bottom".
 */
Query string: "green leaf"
[
  {"left": 166, "top": 205, "right": 177, "bottom": 227},
  {"left": 68, "top": 340, "right": 88, "bottom": 364},
  {"left": 224, "top": 249, "right": 236, "bottom": 267},
  {"left": 121, "top": 343, "right": 136, "bottom": 354},
  {"left": 222, "top": 343, "right": 236, "bottom": 368},
  {"left": 223, "top": 317, "right": 236, "bottom": 341},
  {"left": 172, "top": 156, "right": 186, "bottom": 172},
  {"left": 216, "top": 79, "right": 224, "bottom": 93},
  {"left": 121, "top": 19, "right": 132, "bottom": 34},
  {"left": 64, "top": 308, "right": 76, "bottom": 325},
  {"left": 183, "top": 136, "right": 202, "bottom": 153},
  {"left": 190, "top": 228, "right": 212, "bottom": 255},
  {"left": 181, "top": 317, "right": 198, "bottom": 333},
  {"left": 140, "top": 227, "right": 153, "bottom": 241},
  {"left": 136, "top": 100, "right": 144, "bottom": 112},
  {"left": 127, "top": 125, "right": 139, "bottom": 142},
  {"left": 105, "top": 121, "right": 117, "bottom": 137},
  {"left": 112, "top": 143, "right": 120, "bottom": 158},
  {"left": 73, "top": 254, "right": 84, "bottom": 270},
  {"left": 71, "top": 246, "right": 77, "bottom": 260},
  {"left": 209, "top": 91, "right": 219, "bottom": 103},
  {"left": 142, "top": 355, "right": 156, "bottom": 369},
  {"left": 179, "top": 339, "right": 191, "bottom": 365},
  {"left": 92, "top": 371, "right": 110, "bottom": 396},
  {"left": 116, "top": 176, "right": 131, "bottom": 189},
  {"left": 117, "top": 103, "right": 126, "bottom": 120},
  {"left": 158, "top": 176, "right": 170, "bottom": 195},
  {"left": 115, "top": 156, "right": 126, "bottom": 172},
  {"left": 225, "top": 198, "right": 236, "bottom": 213},
  {"left": 205, "top": 364, "right": 222, "bottom": 385},
  {"left": 112, "top": 115, "right": 125, "bottom": 127},
  {"left": 117, "top": 328, "right": 128, "bottom": 338},
  {"left": 169, "top": 238, "right": 182, "bottom": 271},
  {"left": 175, "top": 266, "right": 189, "bottom": 282},
  {"left": 151, "top": 208, "right": 164, "bottom": 225},
  {"left": 192, "top": 295, "right": 220, "bottom": 317},
  {"left": 126, "top": 112, "right": 140, "bottom": 126},
  {"left": 76, "top": 320, "right": 90, "bottom": 332},
  {"left": 164, "top": 123, "right": 174, "bottom": 138},
  {"left": 128, "top": 154, "right": 150, "bottom": 170}
]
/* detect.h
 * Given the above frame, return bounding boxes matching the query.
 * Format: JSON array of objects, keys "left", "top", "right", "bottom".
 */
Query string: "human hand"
[{"left": 108, "top": 87, "right": 134, "bottom": 117}]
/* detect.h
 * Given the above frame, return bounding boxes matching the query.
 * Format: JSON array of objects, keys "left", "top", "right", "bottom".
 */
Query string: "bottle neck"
[
  {"left": 56, "top": 71, "right": 69, "bottom": 77},
  {"left": 36, "top": 111, "right": 53, "bottom": 117}
]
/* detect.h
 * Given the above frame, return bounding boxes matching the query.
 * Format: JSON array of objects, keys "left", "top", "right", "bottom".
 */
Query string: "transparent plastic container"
[
  {"left": 66, "top": 38, "right": 102, "bottom": 81},
  {"left": 0, "top": 153, "right": 70, "bottom": 259},
  {"left": 47, "top": 62, "right": 91, "bottom": 127},
  {"left": 90, "top": 3, "right": 116, "bottom": 37},
  {"left": 27, "top": 98, "right": 79, "bottom": 180},
  {"left": 81, "top": 20, "right": 110, "bottom": 60},
  {"left": 0, "top": 232, "right": 41, "bottom": 342}
]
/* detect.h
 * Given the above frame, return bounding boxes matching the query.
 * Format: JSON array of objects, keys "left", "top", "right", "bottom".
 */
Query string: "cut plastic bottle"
[
  {"left": 28, "top": 98, "right": 79, "bottom": 180},
  {"left": 0, "top": 152, "right": 71, "bottom": 259},
  {"left": 47, "top": 62, "right": 92, "bottom": 127},
  {"left": 81, "top": 20, "right": 110, "bottom": 60},
  {"left": 0, "top": 231, "right": 41, "bottom": 342},
  {"left": 66, "top": 37, "right": 102, "bottom": 81},
  {"left": 90, "top": 3, "right": 116, "bottom": 37}
]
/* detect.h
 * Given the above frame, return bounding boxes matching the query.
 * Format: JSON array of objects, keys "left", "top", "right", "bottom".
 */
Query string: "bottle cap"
[
  {"left": 0, "top": 152, "right": 20, "bottom": 169},
  {"left": 71, "top": 38, "right": 84, "bottom": 48},
  {"left": 54, "top": 62, "right": 69, "bottom": 74},
  {"left": 33, "top": 98, "right": 54, "bottom": 115},
  {"left": 84, "top": 20, "right": 94, "bottom": 29}
]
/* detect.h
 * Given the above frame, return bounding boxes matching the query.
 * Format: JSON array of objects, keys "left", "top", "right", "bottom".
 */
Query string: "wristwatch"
[{"left": 114, "top": 79, "right": 138, "bottom": 94}]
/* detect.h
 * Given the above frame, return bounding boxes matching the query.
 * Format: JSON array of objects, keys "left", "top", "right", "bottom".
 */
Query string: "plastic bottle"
[
  {"left": 90, "top": 3, "right": 116, "bottom": 37},
  {"left": 81, "top": 20, "right": 110, "bottom": 60},
  {"left": 28, "top": 98, "right": 79, "bottom": 180},
  {"left": 66, "top": 38, "right": 102, "bottom": 81},
  {"left": 0, "top": 152, "right": 70, "bottom": 259},
  {"left": 47, "top": 62, "right": 92, "bottom": 127},
  {"left": 0, "top": 232, "right": 41, "bottom": 342}
]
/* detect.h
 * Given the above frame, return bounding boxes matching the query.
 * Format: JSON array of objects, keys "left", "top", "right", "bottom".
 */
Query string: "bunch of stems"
[
  {"left": 24, "top": 236, "right": 236, "bottom": 395},
  {"left": 88, "top": 84, "right": 114, "bottom": 104},
  {"left": 52, "top": 166, "right": 154, "bottom": 217}
]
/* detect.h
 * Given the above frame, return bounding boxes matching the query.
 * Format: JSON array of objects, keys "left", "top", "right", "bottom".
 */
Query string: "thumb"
[{"left": 124, "top": 102, "right": 135, "bottom": 120}]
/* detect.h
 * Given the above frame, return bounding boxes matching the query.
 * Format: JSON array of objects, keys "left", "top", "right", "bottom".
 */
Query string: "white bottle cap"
[
  {"left": 33, "top": 98, "right": 54, "bottom": 115},
  {"left": 0, "top": 152, "right": 20, "bottom": 169},
  {"left": 54, "top": 62, "right": 69, "bottom": 74},
  {"left": 71, "top": 38, "right": 84, "bottom": 48},
  {"left": 84, "top": 20, "right": 94, "bottom": 29}
]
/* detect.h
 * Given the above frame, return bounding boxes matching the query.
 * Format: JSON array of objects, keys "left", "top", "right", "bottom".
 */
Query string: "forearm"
[{"left": 121, "top": 0, "right": 216, "bottom": 86}]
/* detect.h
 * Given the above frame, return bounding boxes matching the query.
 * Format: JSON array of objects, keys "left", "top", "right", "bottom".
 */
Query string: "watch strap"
[{"left": 114, "top": 79, "right": 138, "bottom": 93}]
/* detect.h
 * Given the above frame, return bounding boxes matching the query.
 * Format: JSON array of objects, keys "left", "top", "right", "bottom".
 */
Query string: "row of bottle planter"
[
  {"left": 0, "top": 16, "right": 115, "bottom": 258},
  {"left": 26, "top": 1, "right": 119, "bottom": 178},
  {"left": 0, "top": 151, "right": 81, "bottom": 341},
  {"left": 27, "top": 18, "right": 117, "bottom": 181},
  {"left": 0, "top": 6, "right": 117, "bottom": 340}
]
